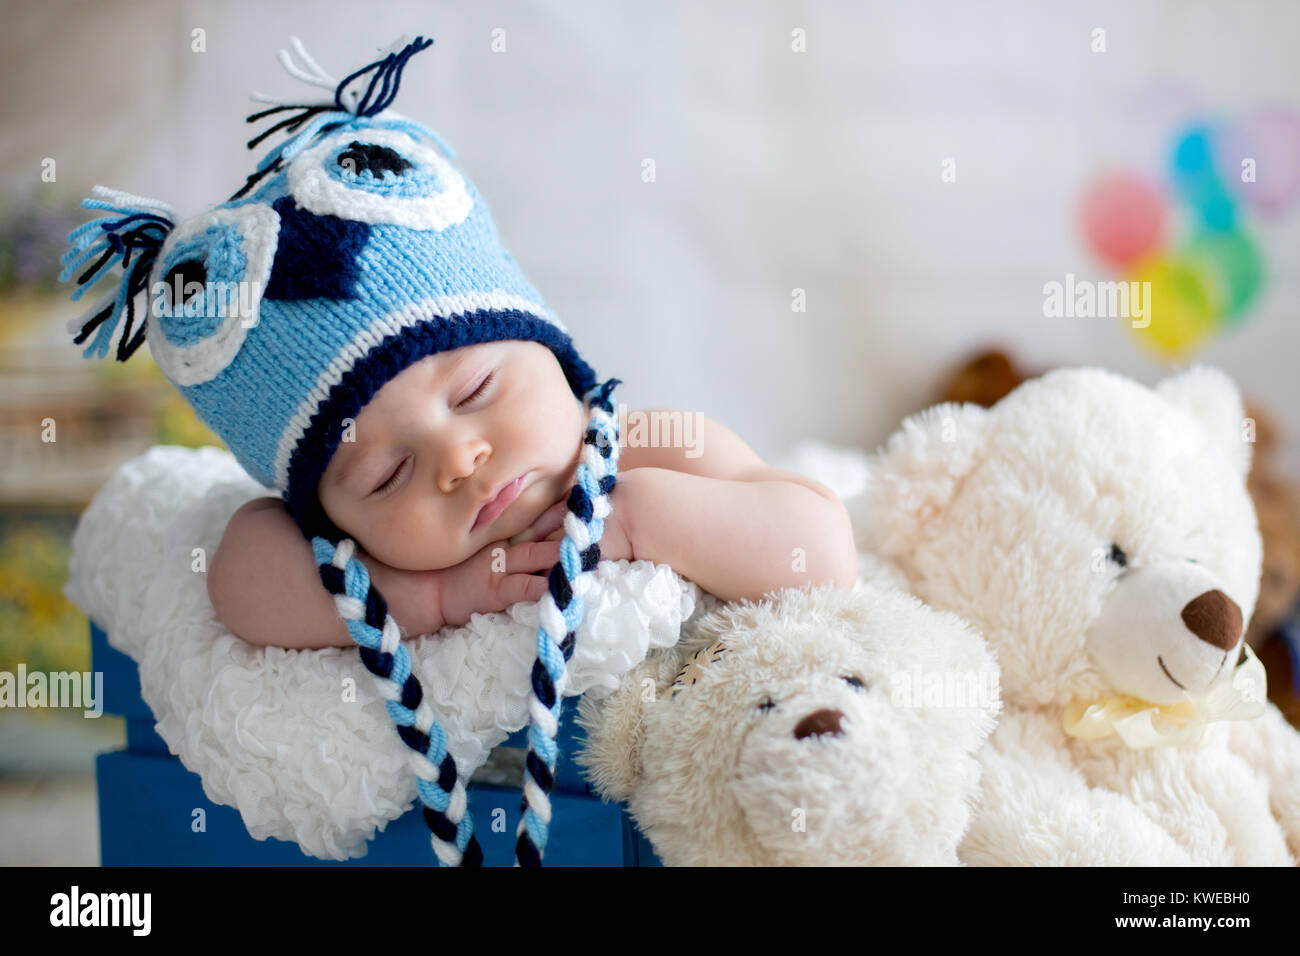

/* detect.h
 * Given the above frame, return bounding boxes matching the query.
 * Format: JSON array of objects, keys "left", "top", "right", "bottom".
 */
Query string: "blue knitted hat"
[{"left": 61, "top": 34, "right": 621, "bottom": 868}]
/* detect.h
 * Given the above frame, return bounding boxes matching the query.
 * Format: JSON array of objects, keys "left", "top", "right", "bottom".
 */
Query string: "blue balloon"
[
  {"left": 1170, "top": 125, "right": 1223, "bottom": 199},
  {"left": 1169, "top": 123, "right": 1239, "bottom": 232},
  {"left": 1196, "top": 185, "right": 1238, "bottom": 231},
  {"left": 1172, "top": 126, "right": 1215, "bottom": 177}
]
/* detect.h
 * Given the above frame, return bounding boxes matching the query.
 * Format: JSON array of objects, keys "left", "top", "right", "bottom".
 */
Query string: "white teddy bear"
[
  {"left": 849, "top": 364, "right": 1300, "bottom": 865},
  {"left": 575, "top": 581, "right": 1000, "bottom": 866}
]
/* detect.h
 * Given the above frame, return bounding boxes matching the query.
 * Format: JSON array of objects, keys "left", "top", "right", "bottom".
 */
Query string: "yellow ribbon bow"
[{"left": 1063, "top": 643, "right": 1268, "bottom": 749}]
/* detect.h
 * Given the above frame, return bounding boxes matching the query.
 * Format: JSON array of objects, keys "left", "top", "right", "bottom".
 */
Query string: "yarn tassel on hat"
[
  {"left": 59, "top": 186, "right": 175, "bottom": 361},
  {"left": 230, "top": 34, "right": 452, "bottom": 202}
]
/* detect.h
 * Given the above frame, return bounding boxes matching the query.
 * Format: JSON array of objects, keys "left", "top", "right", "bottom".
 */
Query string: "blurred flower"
[
  {"left": 0, "top": 194, "right": 85, "bottom": 294},
  {"left": 0, "top": 519, "right": 88, "bottom": 676}
]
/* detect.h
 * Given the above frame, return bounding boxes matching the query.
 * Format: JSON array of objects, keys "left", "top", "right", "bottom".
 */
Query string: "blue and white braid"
[
  {"left": 515, "top": 377, "right": 621, "bottom": 867},
  {"left": 310, "top": 533, "right": 483, "bottom": 867}
]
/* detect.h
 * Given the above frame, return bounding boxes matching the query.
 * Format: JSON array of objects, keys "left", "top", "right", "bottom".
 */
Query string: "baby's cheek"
[{"left": 364, "top": 510, "right": 443, "bottom": 570}]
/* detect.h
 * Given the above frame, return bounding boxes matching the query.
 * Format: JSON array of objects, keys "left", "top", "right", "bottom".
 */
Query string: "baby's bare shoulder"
[
  {"left": 233, "top": 496, "right": 286, "bottom": 516},
  {"left": 618, "top": 409, "right": 765, "bottom": 480},
  {"left": 619, "top": 409, "right": 839, "bottom": 503}
]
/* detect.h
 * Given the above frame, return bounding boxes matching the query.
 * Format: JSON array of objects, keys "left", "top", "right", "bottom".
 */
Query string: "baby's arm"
[
  {"left": 614, "top": 413, "right": 859, "bottom": 601},
  {"left": 208, "top": 498, "right": 563, "bottom": 649},
  {"left": 620, "top": 466, "right": 858, "bottom": 602},
  {"left": 207, "top": 498, "right": 444, "bottom": 649}
]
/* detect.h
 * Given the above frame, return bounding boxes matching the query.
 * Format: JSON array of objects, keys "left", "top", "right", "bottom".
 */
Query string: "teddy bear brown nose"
[
  {"left": 794, "top": 709, "right": 844, "bottom": 740},
  {"left": 1181, "top": 589, "right": 1243, "bottom": 651}
]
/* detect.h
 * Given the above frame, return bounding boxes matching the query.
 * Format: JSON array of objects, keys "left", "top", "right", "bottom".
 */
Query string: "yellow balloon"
[{"left": 1124, "top": 254, "right": 1217, "bottom": 360}]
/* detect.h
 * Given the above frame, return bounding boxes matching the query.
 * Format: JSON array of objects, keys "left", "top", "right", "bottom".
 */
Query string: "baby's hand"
[
  {"left": 512, "top": 489, "right": 634, "bottom": 564},
  {"left": 437, "top": 538, "right": 564, "bottom": 628}
]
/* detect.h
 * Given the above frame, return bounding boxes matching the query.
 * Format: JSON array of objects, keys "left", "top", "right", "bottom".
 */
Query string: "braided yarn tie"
[
  {"left": 515, "top": 377, "right": 622, "bottom": 867},
  {"left": 311, "top": 534, "right": 483, "bottom": 867}
]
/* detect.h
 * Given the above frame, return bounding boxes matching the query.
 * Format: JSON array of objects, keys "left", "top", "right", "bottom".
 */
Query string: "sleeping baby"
[
  {"left": 62, "top": 34, "right": 862, "bottom": 866},
  {"left": 207, "top": 338, "right": 860, "bottom": 649}
]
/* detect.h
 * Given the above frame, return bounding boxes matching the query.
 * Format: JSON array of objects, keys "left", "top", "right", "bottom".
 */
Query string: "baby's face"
[{"left": 318, "top": 340, "right": 588, "bottom": 570}]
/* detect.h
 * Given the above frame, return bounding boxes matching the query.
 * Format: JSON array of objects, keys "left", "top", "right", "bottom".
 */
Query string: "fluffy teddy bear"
[
  {"left": 849, "top": 363, "right": 1300, "bottom": 865},
  {"left": 574, "top": 581, "right": 1000, "bottom": 866},
  {"left": 933, "top": 348, "right": 1300, "bottom": 727}
]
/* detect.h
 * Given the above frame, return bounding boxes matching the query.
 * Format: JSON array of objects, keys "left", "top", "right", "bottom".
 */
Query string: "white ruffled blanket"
[{"left": 63, "top": 441, "right": 872, "bottom": 861}]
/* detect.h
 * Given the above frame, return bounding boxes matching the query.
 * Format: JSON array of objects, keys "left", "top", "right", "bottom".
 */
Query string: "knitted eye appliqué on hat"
[{"left": 61, "top": 34, "right": 622, "bottom": 868}]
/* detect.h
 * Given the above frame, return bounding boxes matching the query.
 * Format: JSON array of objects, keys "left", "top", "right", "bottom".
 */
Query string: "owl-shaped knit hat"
[
  {"left": 62, "top": 34, "right": 617, "bottom": 541},
  {"left": 61, "top": 34, "right": 622, "bottom": 869}
]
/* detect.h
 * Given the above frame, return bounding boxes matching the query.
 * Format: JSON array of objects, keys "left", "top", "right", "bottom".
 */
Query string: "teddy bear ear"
[
  {"left": 574, "top": 644, "right": 692, "bottom": 803},
  {"left": 1154, "top": 364, "right": 1253, "bottom": 478},
  {"left": 846, "top": 402, "right": 988, "bottom": 558}
]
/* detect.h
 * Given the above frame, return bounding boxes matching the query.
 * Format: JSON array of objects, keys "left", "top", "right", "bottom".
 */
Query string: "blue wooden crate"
[{"left": 91, "top": 622, "right": 661, "bottom": 866}]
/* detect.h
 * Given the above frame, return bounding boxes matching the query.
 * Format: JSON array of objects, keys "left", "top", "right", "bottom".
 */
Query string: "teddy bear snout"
[
  {"left": 793, "top": 708, "right": 844, "bottom": 740},
  {"left": 1181, "top": 589, "right": 1243, "bottom": 652}
]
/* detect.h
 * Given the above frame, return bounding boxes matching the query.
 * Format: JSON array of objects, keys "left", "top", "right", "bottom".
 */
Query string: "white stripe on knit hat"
[
  {"left": 272, "top": 291, "right": 565, "bottom": 491},
  {"left": 288, "top": 128, "right": 473, "bottom": 231}
]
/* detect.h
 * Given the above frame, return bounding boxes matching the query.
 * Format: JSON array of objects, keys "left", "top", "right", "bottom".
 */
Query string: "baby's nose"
[{"left": 440, "top": 445, "right": 491, "bottom": 492}]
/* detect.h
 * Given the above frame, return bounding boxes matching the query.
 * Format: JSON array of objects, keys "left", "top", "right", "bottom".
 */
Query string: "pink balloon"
[
  {"left": 1219, "top": 104, "right": 1300, "bottom": 218},
  {"left": 1079, "top": 173, "right": 1168, "bottom": 269}
]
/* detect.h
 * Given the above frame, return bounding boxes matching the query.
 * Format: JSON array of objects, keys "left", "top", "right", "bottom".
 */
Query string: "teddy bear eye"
[
  {"left": 842, "top": 675, "right": 868, "bottom": 691},
  {"left": 756, "top": 696, "right": 777, "bottom": 714},
  {"left": 1107, "top": 543, "right": 1128, "bottom": 568}
]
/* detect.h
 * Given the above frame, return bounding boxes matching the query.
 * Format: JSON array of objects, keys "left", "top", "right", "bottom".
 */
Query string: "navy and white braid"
[
  {"left": 310, "top": 533, "right": 483, "bottom": 867},
  {"left": 515, "top": 377, "right": 621, "bottom": 866}
]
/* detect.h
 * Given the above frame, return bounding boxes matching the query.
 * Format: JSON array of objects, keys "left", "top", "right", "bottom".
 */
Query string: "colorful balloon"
[
  {"left": 1218, "top": 105, "right": 1300, "bottom": 218},
  {"left": 1079, "top": 173, "right": 1167, "bottom": 269},
  {"left": 1170, "top": 126, "right": 1218, "bottom": 188},
  {"left": 1181, "top": 230, "right": 1264, "bottom": 323},
  {"left": 1194, "top": 185, "right": 1239, "bottom": 232},
  {"left": 1077, "top": 95, "right": 1290, "bottom": 362},
  {"left": 1125, "top": 253, "right": 1217, "bottom": 360},
  {"left": 1169, "top": 124, "right": 1239, "bottom": 232}
]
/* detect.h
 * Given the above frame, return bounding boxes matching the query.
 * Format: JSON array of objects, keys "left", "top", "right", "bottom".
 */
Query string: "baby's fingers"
[
  {"left": 512, "top": 499, "right": 568, "bottom": 545},
  {"left": 504, "top": 539, "right": 563, "bottom": 574},
  {"left": 497, "top": 573, "right": 551, "bottom": 608}
]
